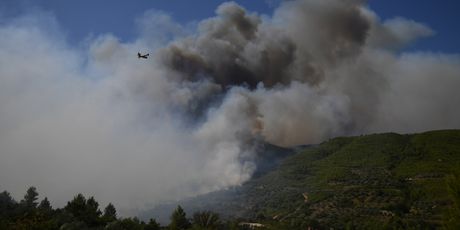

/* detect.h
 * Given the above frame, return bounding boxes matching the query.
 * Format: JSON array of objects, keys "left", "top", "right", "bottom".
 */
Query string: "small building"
[{"left": 239, "top": 222, "right": 265, "bottom": 229}]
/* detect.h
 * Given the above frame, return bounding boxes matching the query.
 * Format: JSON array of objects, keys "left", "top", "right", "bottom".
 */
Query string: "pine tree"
[
  {"left": 86, "top": 197, "right": 101, "bottom": 216},
  {"left": 38, "top": 197, "right": 52, "bottom": 211},
  {"left": 38, "top": 197, "right": 53, "bottom": 217},
  {"left": 65, "top": 194, "right": 102, "bottom": 227},
  {"left": 21, "top": 186, "right": 39, "bottom": 209},
  {"left": 65, "top": 193, "right": 86, "bottom": 218},
  {"left": 169, "top": 205, "right": 190, "bottom": 230},
  {"left": 0, "top": 190, "right": 17, "bottom": 218},
  {"left": 85, "top": 196, "right": 102, "bottom": 227},
  {"left": 103, "top": 203, "right": 117, "bottom": 222},
  {"left": 145, "top": 218, "right": 161, "bottom": 230}
]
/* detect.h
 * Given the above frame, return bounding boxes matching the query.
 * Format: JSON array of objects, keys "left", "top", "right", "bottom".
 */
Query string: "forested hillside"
[
  {"left": 145, "top": 130, "right": 460, "bottom": 229},
  {"left": 2, "top": 130, "right": 460, "bottom": 229},
  {"left": 247, "top": 130, "right": 460, "bottom": 229}
]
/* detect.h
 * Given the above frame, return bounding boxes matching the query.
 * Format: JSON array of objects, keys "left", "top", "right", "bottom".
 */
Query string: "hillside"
[{"left": 143, "top": 130, "right": 460, "bottom": 229}]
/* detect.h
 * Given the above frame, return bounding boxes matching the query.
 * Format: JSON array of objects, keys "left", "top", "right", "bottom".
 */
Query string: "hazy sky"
[{"left": 0, "top": 0, "right": 459, "bottom": 216}]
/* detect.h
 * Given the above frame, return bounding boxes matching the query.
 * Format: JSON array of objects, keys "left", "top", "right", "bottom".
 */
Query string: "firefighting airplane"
[{"left": 137, "top": 52, "right": 149, "bottom": 59}]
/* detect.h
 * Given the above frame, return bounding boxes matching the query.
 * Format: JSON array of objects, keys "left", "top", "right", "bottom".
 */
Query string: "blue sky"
[
  {"left": 1, "top": 0, "right": 459, "bottom": 52},
  {"left": 369, "top": 0, "right": 460, "bottom": 53}
]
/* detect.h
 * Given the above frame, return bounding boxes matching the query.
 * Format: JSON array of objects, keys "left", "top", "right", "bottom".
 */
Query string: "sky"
[
  {"left": 1, "top": 0, "right": 460, "bottom": 216},
  {"left": 1, "top": 0, "right": 459, "bottom": 52},
  {"left": 1, "top": 0, "right": 276, "bottom": 44}
]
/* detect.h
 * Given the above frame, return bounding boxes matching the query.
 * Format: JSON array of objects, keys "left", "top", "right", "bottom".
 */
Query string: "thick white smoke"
[{"left": 1, "top": 0, "right": 459, "bottom": 214}]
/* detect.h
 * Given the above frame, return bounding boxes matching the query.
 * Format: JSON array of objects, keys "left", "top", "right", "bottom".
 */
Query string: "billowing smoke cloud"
[{"left": 1, "top": 0, "right": 459, "bottom": 214}]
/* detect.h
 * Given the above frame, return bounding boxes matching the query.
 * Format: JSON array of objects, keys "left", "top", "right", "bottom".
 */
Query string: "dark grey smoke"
[
  {"left": 0, "top": 0, "right": 459, "bottom": 215},
  {"left": 158, "top": 0, "right": 371, "bottom": 89}
]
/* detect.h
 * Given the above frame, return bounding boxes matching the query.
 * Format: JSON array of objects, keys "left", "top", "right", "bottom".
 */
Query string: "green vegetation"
[
  {"left": 2, "top": 130, "right": 460, "bottom": 229},
  {"left": 145, "top": 130, "right": 460, "bottom": 229},
  {"left": 191, "top": 211, "right": 221, "bottom": 230},
  {"left": 209, "top": 130, "right": 460, "bottom": 229},
  {"left": 169, "top": 205, "right": 191, "bottom": 230},
  {"left": 0, "top": 188, "right": 235, "bottom": 229},
  {"left": 0, "top": 188, "right": 151, "bottom": 229}
]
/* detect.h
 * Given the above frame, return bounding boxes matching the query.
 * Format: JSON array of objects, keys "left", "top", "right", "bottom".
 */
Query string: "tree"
[
  {"left": 105, "top": 217, "right": 143, "bottom": 230},
  {"left": 0, "top": 191, "right": 17, "bottom": 215},
  {"left": 38, "top": 197, "right": 52, "bottom": 211},
  {"left": 145, "top": 218, "right": 161, "bottom": 230},
  {"left": 103, "top": 203, "right": 117, "bottom": 223},
  {"left": 169, "top": 205, "right": 191, "bottom": 230},
  {"left": 192, "top": 211, "right": 221, "bottom": 230},
  {"left": 38, "top": 197, "right": 53, "bottom": 218},
  {"left": 65, "top": 193, "right": 86, "bottom": 219},
  {"left": 0, "top": 190, "right": 17, "bottom": 225},
  {"left": 84, "top": 196, "right": 102, "bottom": 227},
  {"left": 21, "top": 186, "right": 39, "bottom": 209},
  {"left": 64, "top": 194, "right": 102, "bottom": 227}
]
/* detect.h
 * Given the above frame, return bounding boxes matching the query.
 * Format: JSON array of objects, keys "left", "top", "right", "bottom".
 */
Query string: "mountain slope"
[
  {"left": 252, "top": 130, "right": 460, "bottom": 229},
  {"left": 143, "top": 130, "right": 460, "bottom": 229}
]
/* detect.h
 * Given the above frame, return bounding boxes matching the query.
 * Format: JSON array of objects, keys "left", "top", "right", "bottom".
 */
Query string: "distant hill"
[{"left": 142, "top": 130, "right": 460, "bottom": 229}]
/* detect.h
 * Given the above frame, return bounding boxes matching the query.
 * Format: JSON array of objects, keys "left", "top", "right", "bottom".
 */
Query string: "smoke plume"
[{"left": 1, "top": 0, "right": 459, "bottom": 214}]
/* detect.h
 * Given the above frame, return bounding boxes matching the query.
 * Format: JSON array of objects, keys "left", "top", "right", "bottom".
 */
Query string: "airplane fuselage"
[{"left": 138, "top": 52, "right": 149, "bottom": 59}]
